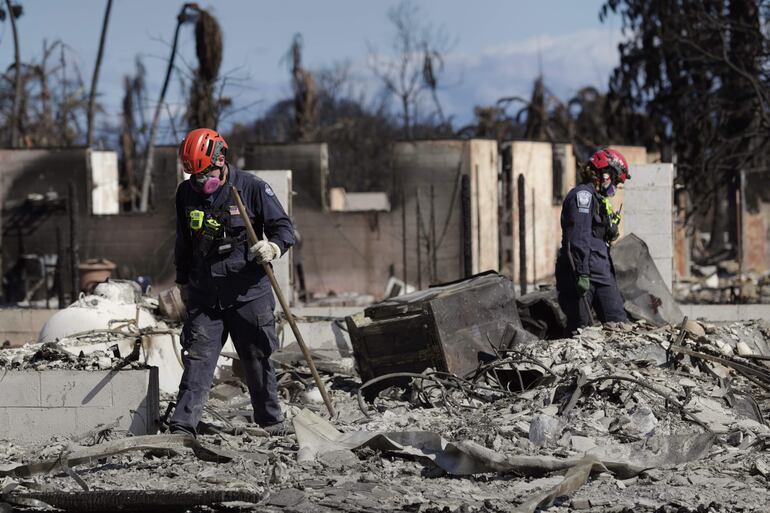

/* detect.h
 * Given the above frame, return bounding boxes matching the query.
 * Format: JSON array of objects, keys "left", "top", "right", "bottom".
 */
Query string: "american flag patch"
[{"left": 229, "top": 205, "right": 240, "bottom": 216}]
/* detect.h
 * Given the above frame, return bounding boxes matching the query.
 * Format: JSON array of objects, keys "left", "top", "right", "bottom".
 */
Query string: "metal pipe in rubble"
[{"left": 229, "top": 185, "right": 336, "bottom": 418}]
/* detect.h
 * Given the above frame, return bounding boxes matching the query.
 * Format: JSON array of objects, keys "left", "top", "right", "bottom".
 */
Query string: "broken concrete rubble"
[
  {"left": 1, "top": 317, "right": 769, "bottom": 512},
  {"left": 676, "top": 261, "right": 770, "bottom": 305}
]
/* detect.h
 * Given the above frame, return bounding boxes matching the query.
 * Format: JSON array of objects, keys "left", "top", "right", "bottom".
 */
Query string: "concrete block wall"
[
  {"left": 395, "top": 139, "right": 499, "bottom": 287},
  {"left": 90, "top": 150, "right": 120, "bottom": 215},
  {"left": 469, "top": 140, "right": 499, "bottom": 274},
  {"left": 622, "top": 163, "right": 675, "bottom": 290},
  {"left": 1, "top": 146, "right": 181, "bottom": 292},
  {"left": 0, "top": 149, "right": 91, "bottom": 286},
  {"left": 244, "top": 143, "right": 328, "bottom": 211},
  {"left": 247, "top": 140, "right": 498, "bottom": 299},
  {"left": 0, "top": 368, "right": 159, "bottom": 442},
  {"left": 395, "top": 140, "right": 466, "bottom": 286},
  {"left": 86, "top": 146, "right": 179, "bottom": 285},
  {"left": 0, "top": 308, "right": 57, "bottom": 347},
  {"left": 509, "top": 141, "right": 576, "bottom": 284}
]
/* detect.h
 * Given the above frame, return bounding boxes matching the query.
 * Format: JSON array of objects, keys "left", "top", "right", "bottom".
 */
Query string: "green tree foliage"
[{"left": 602, "top": 0, "right": 769, "bottom": 256}]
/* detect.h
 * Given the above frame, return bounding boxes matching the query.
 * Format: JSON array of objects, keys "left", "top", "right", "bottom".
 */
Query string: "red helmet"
[
  {"left": 589, "top": 148, "right": 630, "bottom": 183},
  {"left": 178, "top": 128, "right": 228, "bottom": 175}
]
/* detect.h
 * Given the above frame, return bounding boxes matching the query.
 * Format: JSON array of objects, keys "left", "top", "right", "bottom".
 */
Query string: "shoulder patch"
[
  {"left": 576, "top": 190, "right": 592, "bottom": 214},
  {"left": 264, "top": 185, "right": 274, "bottom": 197}
]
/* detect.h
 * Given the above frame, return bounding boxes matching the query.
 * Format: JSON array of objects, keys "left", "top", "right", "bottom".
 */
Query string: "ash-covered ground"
[{"left": 2, "top": 320, "right": 770, "bottom": 512}]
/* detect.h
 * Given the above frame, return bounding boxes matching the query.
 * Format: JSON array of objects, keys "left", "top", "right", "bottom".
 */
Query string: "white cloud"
[
  {"left": 437, "top": 27, "right": 625, "bottom": 124},
  {"left": 225, "top": 27, "right": 626, "bottom": 131}
]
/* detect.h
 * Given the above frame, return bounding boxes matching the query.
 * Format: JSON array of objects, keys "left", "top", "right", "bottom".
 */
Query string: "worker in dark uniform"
[
  {"left": 555, "top": 148, "right": 630, "bottom": 335},
  {"left": 171, "top": 128, "right": 295, "bottom": 436}
]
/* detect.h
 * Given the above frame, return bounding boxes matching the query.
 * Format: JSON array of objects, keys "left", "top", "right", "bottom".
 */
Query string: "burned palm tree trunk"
[
  {"left": 139, "top": 3, "right": 196, "bottom": 212},
  {"left": 522, "top": 76, "right": 548, "bottom": 142},
  {"left": 37, "top": 42, "right": 58, "bottom": 147},
  {"left": 422, "top": 44, "right": 445, "bottom": 127},
  {"left": 186, "top": 8, "right": 222, "bottom": 129},
  {"left": 6, "top": 0, "right": 22, "bottom": 147},
  {"left": 86, "top": 0, "right": 113, "bottom": 148},
  {"left": 121, "top": 76, "right": 137, "bottom": 210},
  {"left": 288, "top": 34, "right": 317, "bottom": 142}
]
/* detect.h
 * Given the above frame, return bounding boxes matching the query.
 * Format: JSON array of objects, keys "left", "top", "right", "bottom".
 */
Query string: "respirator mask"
[
  {"left": 600, "top": 172, "right": 616, "bottom": 197},
  {"left": 190, "top": 166, "right": 224, "bottom": 196}
]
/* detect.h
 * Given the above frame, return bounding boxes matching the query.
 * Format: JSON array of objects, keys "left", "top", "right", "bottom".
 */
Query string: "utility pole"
[
  {"left": 6, "top": 0, "right": 21, "bottom": 148},
  {"left": 86, "top": 0, "right": 114, "bottom": 148}
]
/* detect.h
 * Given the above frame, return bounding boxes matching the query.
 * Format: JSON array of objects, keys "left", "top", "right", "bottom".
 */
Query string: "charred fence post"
[
  {"left": 461, "top": 174, "right": 472, "bottom": 278},
  {"left": 416, "top": 190, "right": 422, "bottom": 289},
  {"left": 401, "top": 188, "right": 407, "bottom": 286},
  {"left": 532, "top": 188, "right": 536, "bottom": 286},
  {"left": 68, "top": 181, "right": 80, "bottom": 301},
  {"left": 430, "top": 185, "right": 437, "bottom": 283},
  {"left": 56, "top": 226, "right": 65, "bottom": 308},
  {"left": 517, "top": 174, "right": 527, "bottom": 295}
]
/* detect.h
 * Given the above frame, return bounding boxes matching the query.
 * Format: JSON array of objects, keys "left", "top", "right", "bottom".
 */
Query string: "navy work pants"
[
  {"left": 555, "top": 253, "right": 627, "bottom": 335},
  {"left": 170, "top": 293, "right": 283, "bottom": 435}
]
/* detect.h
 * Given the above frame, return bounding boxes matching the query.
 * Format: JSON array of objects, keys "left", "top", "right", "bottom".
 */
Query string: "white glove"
[{"left": 248, "top": 240, "right": 281, "bottom": 263}]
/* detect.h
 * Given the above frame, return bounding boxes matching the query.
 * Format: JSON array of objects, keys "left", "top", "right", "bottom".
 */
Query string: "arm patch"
[{"left": 576, "top": 190, "right": 592, "bottom": 214}]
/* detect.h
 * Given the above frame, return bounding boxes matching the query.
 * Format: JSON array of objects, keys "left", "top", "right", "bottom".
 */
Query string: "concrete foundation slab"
[
  {"left": 678, "top": 304, "right": 770, "bottom": 323},
  {"left": 0, "top": 368, "right": 159, "bottom": 442}
]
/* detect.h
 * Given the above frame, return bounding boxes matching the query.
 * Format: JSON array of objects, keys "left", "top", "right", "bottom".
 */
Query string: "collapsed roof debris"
[
  {"left": 676, "top": 260, "right": 770, "bottom": 305},
  {"left": 2, "top": 304, "right": 770, "bottom": 511}
]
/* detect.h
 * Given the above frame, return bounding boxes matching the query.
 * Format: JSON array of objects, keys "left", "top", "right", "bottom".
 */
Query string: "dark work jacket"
[
  {"left": 559, "top": 183, "right": 615, "bottom": 285},
  {"left": 174, "top": 165, "right": 295, "bottom": 309}
]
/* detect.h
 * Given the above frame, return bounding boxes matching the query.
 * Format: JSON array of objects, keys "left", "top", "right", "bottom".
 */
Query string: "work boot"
[
  {"left": 169, "top": 424, "right": 197, "bottom": 438},
  {"left": 261, "top": 421, "right": 295, "bottom": 436}
]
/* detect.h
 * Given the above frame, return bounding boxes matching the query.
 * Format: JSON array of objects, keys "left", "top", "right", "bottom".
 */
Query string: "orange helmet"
[{"left": 178, "top": 128, "right": 228, "bottom": 175}]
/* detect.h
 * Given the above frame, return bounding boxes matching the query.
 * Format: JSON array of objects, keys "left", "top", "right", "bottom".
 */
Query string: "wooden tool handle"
[{"left": 229, "top": 185, "right": 336, "bottom": 418}]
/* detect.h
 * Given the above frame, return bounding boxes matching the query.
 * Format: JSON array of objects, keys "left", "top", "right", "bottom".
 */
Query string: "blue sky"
[{"left": 0, "top": 0, "right": 623, "bottom": 143}]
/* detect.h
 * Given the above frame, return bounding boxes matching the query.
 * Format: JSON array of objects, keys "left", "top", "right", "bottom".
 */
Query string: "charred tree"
[
  {"left": 5, "top": 0, "right": 22, "bottom": 147},
  {"left": 86, "top": 0, "right": 113, "bottom": 148},
  {"left": 186, "top": 8, "right": 222, "bottom": 130},
  {"left": 286, "top": 34, "right": 317, "bottom": 142},
  {"left": 601, "top": 0, "right": 769, "bottom": 262}
]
